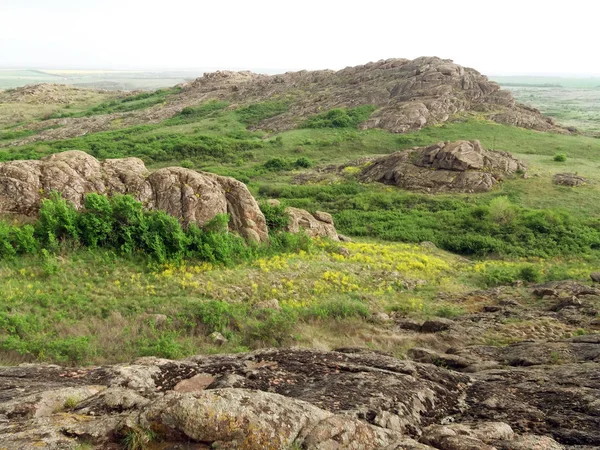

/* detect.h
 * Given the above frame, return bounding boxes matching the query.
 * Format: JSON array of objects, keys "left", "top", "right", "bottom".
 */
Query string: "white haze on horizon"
[{"left": 1, "top": 0, "right": 598, "bottom": 77}]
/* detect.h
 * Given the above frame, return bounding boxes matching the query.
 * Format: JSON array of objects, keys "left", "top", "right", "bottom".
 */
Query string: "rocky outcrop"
[
  {"left": 285, "top": 207, "right": 340, "bottom": 241},
  {"left": 6, "top": 57, "right": 568, "bottom": 146},
  {"left": 0, "top": 150, "right": 268, "bottom": 241},
  {"left": 553, "top": 172, "right": 588, "bottom": 187},
  {"left": 0, "top": 347, "right": 578, "bottom": 450},
  {"left": 2, "top": 280, "right": 599, "bottom": 448},
  {"left": 359, "top": 140, "right": 526, "bottom": 193}
]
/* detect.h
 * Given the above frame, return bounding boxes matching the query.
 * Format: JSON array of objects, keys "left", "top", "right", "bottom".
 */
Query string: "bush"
[
  {"left": 554, "top": 153, "right": 567, "bottom": 162},
  {"left": 489, "top": 196, "right": 516, "bottom": 225},
  {"left": 263, "top": 157, "right": 314, "bottom": 172},
  {"left": 0, "top": 193, "right": 312, "bottom": 264},
  {"left": 259, "top": 201, "right": 290, "bottom": 232}
]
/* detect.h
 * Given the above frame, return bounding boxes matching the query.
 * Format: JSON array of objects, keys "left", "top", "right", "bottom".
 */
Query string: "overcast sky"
[{"left": 1, "top": 0, "right": 598, "bottom": 76}]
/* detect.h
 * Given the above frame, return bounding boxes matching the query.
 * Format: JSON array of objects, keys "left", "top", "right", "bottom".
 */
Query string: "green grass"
[
  {"left": 44, "top": 87, "right": 182, "bottom": 119},
  {"left": 1, "top": 95, "right": 600, "bottom": 365}
]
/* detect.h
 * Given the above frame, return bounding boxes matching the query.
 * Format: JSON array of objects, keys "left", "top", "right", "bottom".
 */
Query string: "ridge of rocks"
[{"left": 5, "top": 57, "right": 567, "bottom": 146}]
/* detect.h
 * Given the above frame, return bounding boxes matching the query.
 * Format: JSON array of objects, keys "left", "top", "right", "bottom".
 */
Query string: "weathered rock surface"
[
  {"left": 6, "top": 57, "right": 568, "bottom": 146},
  {"left": 1, "top": 343, "right": 594, "bottom": 449},
  {"left": 553, "top": 173, "right": 588, "bottom": 187},
  {"left": 359, "top": 140, "right": 526, "bottom": 193},
  {"left": 0, "top": 150, "right": 269, "bottom": 241},
  {"left": 285, "top": 206, "right": 340, "bottom": 241}
]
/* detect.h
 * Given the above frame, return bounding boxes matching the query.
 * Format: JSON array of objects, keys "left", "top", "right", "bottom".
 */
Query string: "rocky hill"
[{"left": 5, "top": 57, "right": 566, "bottom": 146}]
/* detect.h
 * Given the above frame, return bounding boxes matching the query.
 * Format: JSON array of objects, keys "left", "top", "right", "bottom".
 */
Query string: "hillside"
[
  {"left": 0, "top": 57, "right": 568, "bottom": 147},
  {"left": 0, "top": 57, "right": 599, "bottom": 449}
]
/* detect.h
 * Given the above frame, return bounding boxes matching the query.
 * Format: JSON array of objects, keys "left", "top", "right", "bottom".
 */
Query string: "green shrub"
[
  {"left": 36, "top": 192, "right": 80, "bottom": 249},
  {"left": 519, "top": 264, "right": 542, "bottom": 282},
  {"left": 259, "top": 201, "right": 290, "bottom": 232},
  {"left": 553, "top": 153, "right": 567, "bottom": 162},
  {"left": 489, "top": 196, "right": 517, "bottom": 225},
  {"left": 294, "top": 157, "right": 313, "bottom": 168},
  {"left": 179, "top": 159, "right": 194, "bottom": 169},
  {"left": 263, "top": 157, "right": 313, "bottom": 172},
  {"left": 301, "top": 105, "right": 377, "bottom": 129}
]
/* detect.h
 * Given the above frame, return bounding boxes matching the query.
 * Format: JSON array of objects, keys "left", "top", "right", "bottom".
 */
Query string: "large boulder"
[
  {"left": 285, "top": 207, "right": 340, "bottom": 241},
  {"left": 0, "top": 150, "right": 268, "bottom": 242},
  {"left": 359, "top": 140, "right": 526, "bottom": 193}
]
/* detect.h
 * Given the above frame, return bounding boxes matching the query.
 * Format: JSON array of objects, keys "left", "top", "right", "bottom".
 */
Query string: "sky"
[{"left": 1, "top": 0, "right": 598, "bottom": 76}]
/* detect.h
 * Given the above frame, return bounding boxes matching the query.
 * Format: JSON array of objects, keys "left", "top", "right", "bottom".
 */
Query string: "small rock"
[
  {"left": 419, "top": 241, "right": 437, "bottom": 249},
  {"left": 174, "top": 373, "right": 216, "bottom": 393},
  {"left": 253, "top": 299, "right": 281, "bottom": 310},
  {"left": 532, "top": 287, "right": 558, "bottom": 298},
  {"left": 337, "top": 246, "right": 350, "bottom": 257},
  {"left": 420, "top": 318, "right": 454, "bottom": 333},
  {"left": 143, "top": 313, "right": 168, "bottom": 327},
  {"left": 483, "top": 305, "right": 502, "bottom": 313},
  {"left": 267, "top": 199, "right": 281, "bottom": 206},
  {"left": 338, "top": 234, "right": 353, "bottom": 242},
  {"left": 591, "top": 272, "right": 600, "bottom": 283},
  {"left": 314, "top": 211, "right": 333, "bottom": 224},
  {"left": 209, "top": 332, "right": 228, "bottom": 346},
  {"left": 372, "top": 312, "right": 391, "bottom": 323},
  {"left": 552, "top": 296, "right": 583, "bottom": 311},
  {"left": 395, "top": 318, "right": 424, "bottom": 332}
]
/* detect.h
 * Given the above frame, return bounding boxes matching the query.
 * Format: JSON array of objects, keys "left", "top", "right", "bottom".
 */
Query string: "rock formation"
[
  {"left": 1, "top": 345, "right": 593, "bottom": 449},
  {"left": 5, "top": 57, "right": 567, "bottom": 146},
  {"left": 0, "top": 150, "right": 269, "bottom": 242},
  {"left": 359, "top": 140, "right": 526, "bottom": 193},
  {"left": 553, "top": 172, "right": 588, "bottom": 187},
  {"left": 285, "top": 207, "right": 339, "bottom": 241},
  {"left": 0, "top": 150, "right": 343, "bottom": 242}
]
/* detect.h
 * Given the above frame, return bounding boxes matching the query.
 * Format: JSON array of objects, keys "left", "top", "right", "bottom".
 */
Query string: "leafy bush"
[
  {"left": 0, "top": 193, "right": 312, "bottom": 264},
  {"left": 259, "top": 201, "right": 290, "bottom": 232},
  {"left": 301, "top": 105, "right": 377, "bottom": 129},
  {"left": 553, "top": 153, "right": 567, "bottom": 162},
  {"left": 263, "top": 157, "right": 314, "bottom": 172}
]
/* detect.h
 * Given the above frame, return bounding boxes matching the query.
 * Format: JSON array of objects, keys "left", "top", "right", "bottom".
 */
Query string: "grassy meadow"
[
  {"left": 491, "top": 76, "right": 600, "bottom": 134},
  {"left": 0, "top": 91, "right": 599, "bottom": 365}
]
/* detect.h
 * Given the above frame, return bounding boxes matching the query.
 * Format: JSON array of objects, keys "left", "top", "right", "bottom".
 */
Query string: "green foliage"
[
  {"left": 301, "top": 105, "right": 377, "bottom": 129},
  {"left": 0, "top": 193, "right": 312, "bottom": 264},
  {"left": 46, "top": 88, "right": 181, "bottom": 120},
  {"left": 0, "top": 125, "right": 265, "bottom": 164},
  {"left": 235, "top": 101, "right": 289, "bottom": 125},
  {"left": 263, "top": 157, "right": 313, "bottom": 171},
  {"left": 489, "top": 196, "right": 516, "bottom": 225},
  {"left": 167, "top": 100, "right": 229, "bottom": 125},
  {"left": 259, "top": 201, "right": 290, "bottom": 232},
  {"left": 554, "top": 153, "right": 567, "bottom": 162},
  {"left": 122, "top": 426, "right": 158, "bottom": 450},
  {"left": 302, "top": 299, "right": 370, "bottom": 320},
  {"left": 261, "top": 183, "right": 600, "bottom": 258}
]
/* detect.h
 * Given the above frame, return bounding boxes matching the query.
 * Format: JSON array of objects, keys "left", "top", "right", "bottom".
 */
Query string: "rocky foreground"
[{"left": 2, "top": 281, "right": 599, "bottom": 449}]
